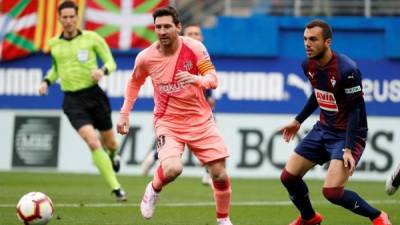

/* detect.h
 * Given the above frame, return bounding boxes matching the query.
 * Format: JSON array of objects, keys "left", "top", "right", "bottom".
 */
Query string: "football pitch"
[{"left": 0, "top": 171, "right": 398, "bottom": 225}]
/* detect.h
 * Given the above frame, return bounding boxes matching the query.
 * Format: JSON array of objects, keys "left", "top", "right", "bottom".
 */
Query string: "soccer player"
[
  {"left": 385, "top": 164, "right": 400, "bottom": 195},
  {"left": 117, "top": 6, "right": 233, "bottom": 225},
  {"left": 140, "top": 23, "right": 214, "bottom": 186},
  {"left": 279, "top": 19, "right": 391, "bottom": 225},
  {"left": 38, "top": 0, "right": 126, "bottom": 201}
]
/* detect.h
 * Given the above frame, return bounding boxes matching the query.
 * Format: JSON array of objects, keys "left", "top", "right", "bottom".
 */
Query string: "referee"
[{"left": 38, "top": 0, "right": 126, "bottom": 201}]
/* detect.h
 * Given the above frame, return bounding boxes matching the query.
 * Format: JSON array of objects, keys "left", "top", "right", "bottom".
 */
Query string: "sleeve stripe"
[
  {"left": 198, "top": 60, "right": 215, "bottom": 75},
  {"left": 198, "top": 63, "right": 214, "bottom": 70},
  {"left": 199, "top": 66, "right": 215, "bottom": 75}
]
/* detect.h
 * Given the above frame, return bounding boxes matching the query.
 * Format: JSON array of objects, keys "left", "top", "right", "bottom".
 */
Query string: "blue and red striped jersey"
[{"left": 296, "top": 52, "right": 368, "bottom": 150}]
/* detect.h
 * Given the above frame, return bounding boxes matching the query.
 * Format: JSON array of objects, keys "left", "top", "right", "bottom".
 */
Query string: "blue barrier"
[
  {"left": 202, "top": 16, "right": 400, "bottom": 59},
  {"left": 0, "top": 53, "right": 399, "bottom": 116}
]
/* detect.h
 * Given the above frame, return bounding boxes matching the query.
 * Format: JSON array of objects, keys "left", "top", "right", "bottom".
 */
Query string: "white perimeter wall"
[{"left": 0, "top": 110, "right": 398, "bottom": 181}]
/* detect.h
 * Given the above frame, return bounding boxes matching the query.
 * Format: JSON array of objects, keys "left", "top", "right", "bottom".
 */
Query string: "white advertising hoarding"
[{"left": 0, "top": 110, "right": 398, "bottom": 181}]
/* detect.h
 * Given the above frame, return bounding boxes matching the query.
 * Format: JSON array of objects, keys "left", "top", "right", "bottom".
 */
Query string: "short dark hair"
[
  {"left": 306, "top": 19, "right": 332, "bottom": 40},
  {"left": 58, "top": 0, "right": 78, "bottom": 15},
  {"left": 152, "top": 6, "right": 180, "bottom": 25}
]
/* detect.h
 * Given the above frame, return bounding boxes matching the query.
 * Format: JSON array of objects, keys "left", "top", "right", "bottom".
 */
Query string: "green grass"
[{"left": 0, "top": 171, "right": 398, "bottom": 225}]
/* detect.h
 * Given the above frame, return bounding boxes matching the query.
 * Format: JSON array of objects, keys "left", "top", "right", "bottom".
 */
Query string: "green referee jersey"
[{"left": 45, "top": 30, "right": 116, "bottom": 92}]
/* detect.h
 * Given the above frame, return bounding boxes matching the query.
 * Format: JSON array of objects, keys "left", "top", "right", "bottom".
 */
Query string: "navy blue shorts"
[{"left": 295, "top": 122, "right": 366, "bottom": 165}]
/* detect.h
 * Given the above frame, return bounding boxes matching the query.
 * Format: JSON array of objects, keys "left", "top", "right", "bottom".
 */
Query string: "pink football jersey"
[{"left": 120, "top": 36, "right": 217, "bottom": 131}]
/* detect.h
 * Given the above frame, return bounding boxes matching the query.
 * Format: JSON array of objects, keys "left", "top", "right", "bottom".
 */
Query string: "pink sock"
[{"left": 213, "top": 178, "right": 231, "bottom": 219}]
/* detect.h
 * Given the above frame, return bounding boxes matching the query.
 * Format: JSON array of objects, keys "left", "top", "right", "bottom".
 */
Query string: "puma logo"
[
  {"left": 287, "top": 73, "right": 312, "bottom": 97},
  {"left": 353, "top": 201, "right": 360, "bottom": 210}
]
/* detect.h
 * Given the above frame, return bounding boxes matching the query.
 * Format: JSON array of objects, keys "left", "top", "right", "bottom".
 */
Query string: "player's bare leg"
[
  {"left": 208, "top": 159, "right": 232, "bottom": 225},
  {"left": 140, "top": 157, "right": 182, "bottom": 219},
  {"left": 324, "top": 160, "right": 390, "bottom": 225},
  {"left": 281, "top": 153, "right": 322, "bottom": 225}
]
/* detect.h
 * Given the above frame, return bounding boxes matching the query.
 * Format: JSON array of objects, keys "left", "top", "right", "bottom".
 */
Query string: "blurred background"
[{"left": 0, "top": 0, "right": 399, "bottom": 180}]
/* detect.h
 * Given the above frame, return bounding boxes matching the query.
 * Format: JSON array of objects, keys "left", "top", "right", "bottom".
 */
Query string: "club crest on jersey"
[
  {"left": 328, "top": 72, "right": 337, "bottom": 87},
  {"left": 330, "top": 77, "right": 336, "bottom": 87},
  {"left": 183, "top": 60, "right": 193, "bottom": 71},
  {"left": 314, "top": 88, "right": 338, "bottom": 112}
]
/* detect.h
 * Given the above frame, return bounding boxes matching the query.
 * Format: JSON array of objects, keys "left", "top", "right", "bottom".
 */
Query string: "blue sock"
[
  {"left": 323, "top": 187, "right": 381, "bottom": 220},
  {"left": 281, "top": 169, "right": 316, "bottom": 220}
]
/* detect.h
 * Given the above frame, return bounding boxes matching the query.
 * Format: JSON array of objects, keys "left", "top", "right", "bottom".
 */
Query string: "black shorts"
[{"left": 62, "top": 85, "right": 112, "bottom": 131}]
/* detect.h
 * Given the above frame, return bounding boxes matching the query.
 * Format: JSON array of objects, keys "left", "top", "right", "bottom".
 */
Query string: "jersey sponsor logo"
[
  {"left": 159, "top": 82, "right": 185, "bottom": 94},
  {"left": 345, "top": 85, "right": 362, "bottom": 94},
  {"left": 314, "top": 88, "right": 339, "bottom": 112}
]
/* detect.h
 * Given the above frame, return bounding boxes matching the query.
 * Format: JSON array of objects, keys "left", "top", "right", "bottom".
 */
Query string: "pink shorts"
[{"left": 154, "top": 120, "right": 229, "bottom": 165}]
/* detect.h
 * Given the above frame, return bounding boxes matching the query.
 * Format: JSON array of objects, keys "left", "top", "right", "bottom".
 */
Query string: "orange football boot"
[{"left": 289, "top": 212, "right": 323, "bottom": 225}]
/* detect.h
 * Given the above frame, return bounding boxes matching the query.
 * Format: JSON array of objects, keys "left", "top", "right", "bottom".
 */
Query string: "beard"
[
  {"left": 310, "top": 46, "right": 327, "bottom": 60},
  {"left": 160, "top": 38, "right": 170, "bottom": 45}
]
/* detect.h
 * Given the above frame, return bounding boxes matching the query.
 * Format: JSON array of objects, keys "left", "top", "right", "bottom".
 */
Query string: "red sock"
[
  {"left": 213, "top": 178, "right": 231, "bottom": 219},
  {"left": 151, "top": 166, "right": 167, "bottom": 192}
]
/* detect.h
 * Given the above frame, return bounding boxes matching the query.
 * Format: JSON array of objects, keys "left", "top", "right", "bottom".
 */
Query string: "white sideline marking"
[{"left": 1, "top": 200, "right": 399, "bottom": 208}]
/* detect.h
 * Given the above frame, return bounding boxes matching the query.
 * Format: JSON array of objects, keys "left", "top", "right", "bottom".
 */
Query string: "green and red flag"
[
  {"left": 0, "top": 0, "right": 38, "bottom": 61},
  {"left": 84, "top": 0, "right": 169, "bottom": 50}
]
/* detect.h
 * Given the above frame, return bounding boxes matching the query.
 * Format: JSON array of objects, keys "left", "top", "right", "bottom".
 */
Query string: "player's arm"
[
  {"left": 342, "top": 68, "right": 364, "bottom": 175},
  {"left": 119, "top": 68, "right": 147, "bottom": 118},
  {"left": 280, "top": 92, "right": 318, "bottom": 142},
  {"left": 342, "top": 96, "right": 362, "bottom": 175},
  {"left": 39, "top": 55, "right": 59, "bottom": 95},
  {"left": 117, "top": 54, "right": 148, "bottom": 135},
  {"left": 343, "top": 68, "right": 365, "bottom": 151},
  {"left": 195, "top": 58, "right": 217, "bottom": 89},
  {"left": 93, "top": 32, "right": 117, "bottom": 78},
  {"left": 295, "top": 91, "right": 319, "bottom": 124}
]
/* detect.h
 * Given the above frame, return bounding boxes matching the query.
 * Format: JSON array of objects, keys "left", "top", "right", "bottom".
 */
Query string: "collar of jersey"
[{"left": 59, "top": 30, "right": 82, "bottom": 41}]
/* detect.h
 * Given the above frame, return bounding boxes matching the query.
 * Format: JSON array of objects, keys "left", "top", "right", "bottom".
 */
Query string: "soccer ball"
[{"left": 16, "top": 192, "right": 54, "bottom": 225}]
